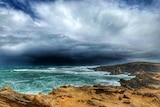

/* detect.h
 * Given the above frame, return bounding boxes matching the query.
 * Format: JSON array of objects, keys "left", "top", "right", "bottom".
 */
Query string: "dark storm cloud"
[
  {"left": 0, "top": 34, "right": 132, "bottom": 65},
  {"left": 0, "top": 0, "right": 160, "bottom": 66},
  {"left": 15, "top": 42, "right": 131, "bottom": 65}
]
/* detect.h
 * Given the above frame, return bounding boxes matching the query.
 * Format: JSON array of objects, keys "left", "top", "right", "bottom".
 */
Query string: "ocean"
[{"left": 0, "top": 66, "right": 134, "bottom": 94}]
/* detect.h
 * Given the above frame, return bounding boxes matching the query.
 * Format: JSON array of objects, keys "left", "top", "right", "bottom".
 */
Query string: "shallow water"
[{"left": 0, "top": 66, "right": 134, "bottom": 94}]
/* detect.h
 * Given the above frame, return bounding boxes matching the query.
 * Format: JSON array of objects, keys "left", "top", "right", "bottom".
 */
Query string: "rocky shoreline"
[
  {"left": 90, "top": 62, "right": 160, "bottom": 75},
  {"left": 0, "top": 62, "right": 160, "bottom": 107}
]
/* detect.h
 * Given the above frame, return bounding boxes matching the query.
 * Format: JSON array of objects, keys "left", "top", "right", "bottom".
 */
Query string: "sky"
[{"left": 0, "top": 0, "right": 160, "bottom": 66}]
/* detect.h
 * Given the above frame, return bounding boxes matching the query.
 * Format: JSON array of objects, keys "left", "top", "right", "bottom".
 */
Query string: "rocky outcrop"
[
  {"left": 0, "top": 86, "right": 48, "bottom": 107},
  {"left": 91, "top": 62, "right": 160, "bottom": 75},
  {"left": 120, "top": 72, "right": 160, "bottom": 89},
  {"left": 0, "top": 81, "right": 160, "bottom": 107}
]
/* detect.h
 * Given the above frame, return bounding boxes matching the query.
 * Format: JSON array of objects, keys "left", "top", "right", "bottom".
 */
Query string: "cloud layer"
[{"left": 0, "top": 0, "right": 160, "bottom": 66}]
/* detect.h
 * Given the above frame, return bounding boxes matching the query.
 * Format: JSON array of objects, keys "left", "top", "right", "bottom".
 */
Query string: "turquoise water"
[{"left": 0, "top": 66, "right": 134, "bottom": 94}]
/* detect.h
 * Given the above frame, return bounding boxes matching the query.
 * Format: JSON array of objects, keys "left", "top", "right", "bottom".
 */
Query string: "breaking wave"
[{"left": 0, "top": 66, "right": 134, "bottom": 94}]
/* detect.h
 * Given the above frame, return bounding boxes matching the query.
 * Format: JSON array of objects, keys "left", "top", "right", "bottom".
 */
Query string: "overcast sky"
[{"left": 0, "top": 0, "right": 160, "bottom": 66}]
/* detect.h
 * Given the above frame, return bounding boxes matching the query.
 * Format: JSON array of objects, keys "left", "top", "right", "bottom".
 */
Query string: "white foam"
[{"left": 13, "top": 69, "right": 55, "bottom": 73}]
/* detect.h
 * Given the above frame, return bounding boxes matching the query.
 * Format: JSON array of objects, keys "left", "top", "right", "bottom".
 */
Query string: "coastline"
[{"left": 0, "top": 62, "right": 159, "bottom": 107}]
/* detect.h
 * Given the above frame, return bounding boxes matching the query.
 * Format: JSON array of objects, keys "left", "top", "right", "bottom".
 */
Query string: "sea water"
[{"left": 0, "top": 66, "right": 134, "bottom": 94}]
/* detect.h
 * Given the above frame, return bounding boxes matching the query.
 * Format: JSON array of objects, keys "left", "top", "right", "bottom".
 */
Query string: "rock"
[
  {"left": 123, "top": 100, "right": 130, "bottom": 104},
  {"left": 123, "top": 93, "right": 130, "bottom": 99},
  {"left": 86, "top": 100, "right": 96, "bottom": 106},
  {"left": 1, "top": 86, "right": 12, "bottom": 91},
  {"left": 60, "top": 86, "right": 69, "bottom": 88},
  {"left": 0, "top": 86, "right": 41, "bottom": 107},
  {"left": 33, "top": 96, "right": 43, "bottom": 105},
  {"left": 118, "top": 95, "right": 123, "bottom": 100},
  {"left": 152, "top": 99, "right": 160, "bottom": 103},
  {"left": 120, "top": 73, "right": 160, "bottom": 89},
  {"left": 143, "top": 93, "right": 156, "bottom": 97},
  {"left": 93, "top": 85, "right": 125, "bottom": 94}
]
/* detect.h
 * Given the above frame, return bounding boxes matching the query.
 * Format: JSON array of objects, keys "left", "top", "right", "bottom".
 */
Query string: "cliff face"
[
  {"left": 91, "top": 62, "right": 160, "bottom": 75},
  {"left": 0, "top": 81, "right": 160, "bottom": 107}
]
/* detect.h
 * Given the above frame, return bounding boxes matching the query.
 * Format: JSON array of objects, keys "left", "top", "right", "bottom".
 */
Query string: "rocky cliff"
[{"left": 91, "top": 62, "right": 160, "bottom": 75}]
